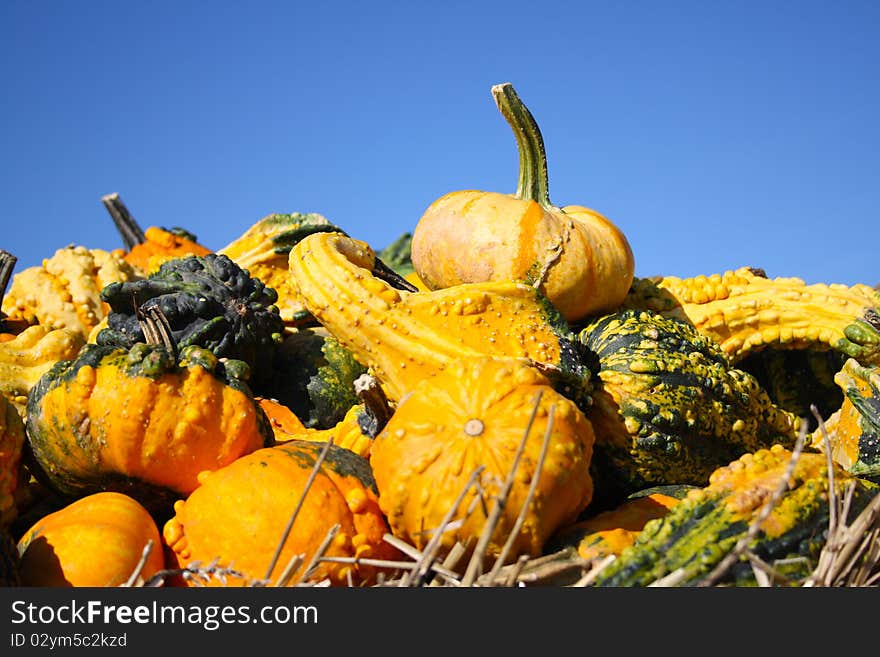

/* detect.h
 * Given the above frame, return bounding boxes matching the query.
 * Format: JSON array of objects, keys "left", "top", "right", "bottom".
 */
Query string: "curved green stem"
[{"left": 491, "top": 83, "right": 554, "bottom": 209}]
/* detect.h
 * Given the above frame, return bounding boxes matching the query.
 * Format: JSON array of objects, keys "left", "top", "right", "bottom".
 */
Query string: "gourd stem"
[
  {"left": 491, "top": 83, "right": 553, "bottom": 208},
  {"left": 102, "top": 192, "right": 146, "bottom": 250},
  {"left": 137, "top": 304, "right": 178, "bottom": 360},
  {"left": 0, "top": 249, "right": 16, "bottom": 301}
]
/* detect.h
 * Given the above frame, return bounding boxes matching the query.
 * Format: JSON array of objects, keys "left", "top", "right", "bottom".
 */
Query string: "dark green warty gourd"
[{"left": 97, "top": 254, "right": 285, "bottom": 386}]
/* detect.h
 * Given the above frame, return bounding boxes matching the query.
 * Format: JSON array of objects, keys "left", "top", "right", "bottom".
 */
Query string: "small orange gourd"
[
  {"left": 17, "top": 491, "right": 165, "bottom": 587},
  {"left": 162, "top": 440, "right": 402, "bottom": 587},
  {"left": 410, "top": 83, "right": 635, "bottom": 323}
]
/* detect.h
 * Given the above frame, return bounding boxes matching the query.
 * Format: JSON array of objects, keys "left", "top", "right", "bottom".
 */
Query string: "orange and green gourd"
[
  {"left": 369, "top": 356, "right": 595, "bottom": 562},
  {"left": 410, "top": 82, "right": 635, "bottom": 324},
  {"left": 288, "top": 231, "right": 591, "bottom": 406},
  {"left": 811, "top": 358, "right": 880, "bottom": 478},
  {"left": 17, "top": 491, "right": 165, "bottom": 587},
  {"left": 25, "top": 334, "right": 274, "bottom": 512},
  {"left": 162, "top": 439, "right": 402, "bottom": 587},
  {"left": 622, "top": 267, "right": 880, "bottom": 367},
  {"left": 102, "top": 192, "right": 212, "bottom": 274},
  {"left": 591, "top": 445, "right": 879, "bottom": 587},
  {"left": 578, "top": 309, "right": 801, "bottom": 498}
]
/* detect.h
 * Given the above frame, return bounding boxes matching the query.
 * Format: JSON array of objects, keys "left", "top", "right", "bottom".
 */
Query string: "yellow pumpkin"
[
  {"left": 410, "top": 83, "right": 634, "bottom": 323},
  {"left": 369, "top": 357, "right": 595, "bottom": 563}
]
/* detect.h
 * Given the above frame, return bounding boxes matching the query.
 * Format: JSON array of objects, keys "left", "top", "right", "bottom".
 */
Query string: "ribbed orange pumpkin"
[
  {"left": 162, "top": 440, "right": 401, "bottom": 587},
  {"left": 369, "top": 357, "right": 595, "bottom": 562},
  {"left": 410, "top": 83, "right": 634, "bottom": 323},
  {"left": 17, "top": 491, "right": 165, "bottom": 586}
]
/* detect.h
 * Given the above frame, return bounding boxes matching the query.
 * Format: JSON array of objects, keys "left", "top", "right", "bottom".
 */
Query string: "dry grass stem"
[
  {"left": 122, "top": 540, "right": 155, "bottom": 587},
  {"left": 401, "top": 466, "right": 486, "bottom": 587},
  {"left": 486, "top": 404, "right": 556, "bottom": 584},
  {"left": 295, "top": 523, "right": 340, "bottom": 585},
  {"left": 264, "top": 437, "right": 334, "bottom": 581},
  {"left": 273, "top": 553, "right": 305, "bottom": 588}
]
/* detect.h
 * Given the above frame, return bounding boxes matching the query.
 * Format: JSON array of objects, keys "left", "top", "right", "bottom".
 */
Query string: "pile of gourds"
[{"left": 1, "top": 83, "right": 879, "bottom": 588}]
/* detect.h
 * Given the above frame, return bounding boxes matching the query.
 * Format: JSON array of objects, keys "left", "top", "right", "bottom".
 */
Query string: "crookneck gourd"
[
  {"left": 102, "top": 192, "right": 212, "bottom": 274},
  {"left": 591, "top": 445, "right": 879, "bottom": 587},
  {"left": 1, "top": 245, "right": 142, "bottom": 340},
  {"left": 218, "top": 211, "right": 343, "bottom": 329},
  {"left": 162, "top": 439, "right": 402, "bottom": 587},
  {"left": 97, "top": 253, "right": 285, "bottom": 388},
  {"left": 287, "top": 231, "right": 591, "bottom": 407},
  {"left": 17, "top": 491, "right": 165, "bottom": 587},
  {"left": 578, "top": 309, "right": 801, "bottom": 499},
  {"left": 811, "top": 358, "right": 880, "bottom": 479},
  {"left": 26, "top": 336, "right": 274, "bottom": 512},
  {"left": 369, "top": 356, "right": 596, "bottom": 562},
  {"left": 622, "top": 267, "right": 880, "bottom": 367},
  {"left": 410, "top": 82, "right": 634, "bottom": 324}
]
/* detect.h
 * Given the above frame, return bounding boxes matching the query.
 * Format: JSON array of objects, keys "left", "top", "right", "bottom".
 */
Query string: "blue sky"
[{"left": 2, "top": 1, "right": 877, "bottom": 288}]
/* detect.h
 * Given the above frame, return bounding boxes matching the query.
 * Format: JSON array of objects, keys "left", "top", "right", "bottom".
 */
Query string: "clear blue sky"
[{"left": 2, "top": 1, "right": 878, "bottom": 288}]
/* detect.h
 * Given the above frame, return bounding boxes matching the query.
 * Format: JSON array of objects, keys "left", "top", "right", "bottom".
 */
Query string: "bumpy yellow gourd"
[
  {"left": 369, "top": 356, "right": 595, "bottom": 561},
  {"left": 623, "top": 267, "right": 880, "bottom": 366},
  {"left": 0, "top": 325, "right": 85, "bottom": 414},
  {"left": 288, "top": 231, "right": 586, "bottom": 403},
  {"left": 2, "top": 245, "right": 141, "bottom": 340}
]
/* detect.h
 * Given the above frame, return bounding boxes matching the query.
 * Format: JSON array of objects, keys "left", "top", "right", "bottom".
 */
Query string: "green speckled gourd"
[
  {"left": 811, "top": 358, "right": 880, "bottom": 478},
  {"left": 578, "top": 309, "right": 801, "bottom": 497},
  {"left": 262, "top": 327, "right": 368, "bottom": 430},
  {"left": 591, "top": 445, "right": 879, "bottom": 587},
  {"left": 97, "top": 253, "right": 285, "bottom": 387}
]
